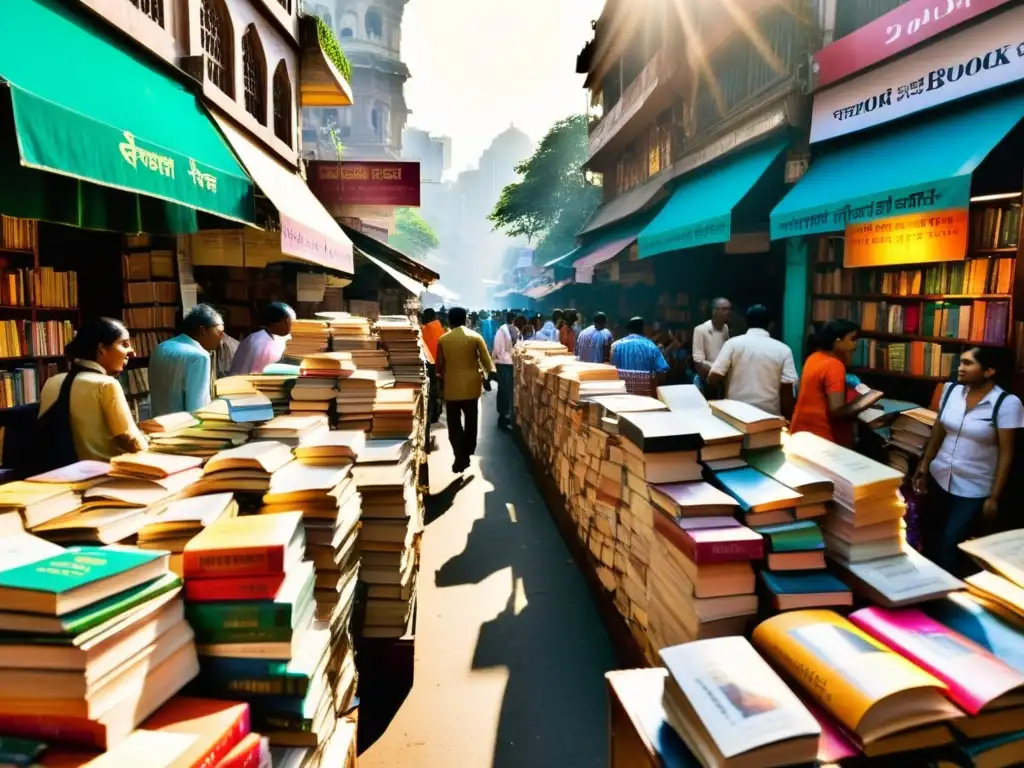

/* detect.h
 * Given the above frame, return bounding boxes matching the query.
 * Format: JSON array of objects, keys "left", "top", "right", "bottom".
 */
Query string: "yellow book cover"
[{"left": 752, "top": 610, "right": 959, "bottom": 744}]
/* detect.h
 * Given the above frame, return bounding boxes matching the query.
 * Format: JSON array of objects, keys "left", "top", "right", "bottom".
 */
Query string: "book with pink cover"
[{"left": 850, "top": 606, "right": 1024, "bottom": 715}]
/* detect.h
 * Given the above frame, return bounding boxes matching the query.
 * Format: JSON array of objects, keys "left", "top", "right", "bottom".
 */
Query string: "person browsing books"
[
  {"left": 229, "top": 302, "right": 295, "bottom": 375},
  {"left": 575, "top": 312, "right": 613, "bottom": 363},
  {"left": 913, "top": 347, "right": 1024, "bottom": 574},
  {"left": 149, "top": 304, "right": 224, "bottom": 417},
  {"left": 37, "top": 317, "right": 148, "bottom": 462},
  {"left": 791, "top": 319, "right": 874, "bottom": 448},
  {"left": 436, "top": 306, "right": 495, "bottom": 473},
  {"left": 707, "top": 305, "right": 798, "bottom": 417}
]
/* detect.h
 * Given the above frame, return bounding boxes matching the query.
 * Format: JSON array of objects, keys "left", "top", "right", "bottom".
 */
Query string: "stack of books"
[
  {"left": 887, "top": 406, "right": 937, "bottom": 460},
  {"left": 253, "top": 413, "right": 330, "bottom": 446},
  {"left": 745, "top": 447, "right": 833, "bottom": 520},
  {"left": 136, "top": 493, "right": 238, "bottom": 576},
  {"left": 959, "top": 530, "right": 1024, "bottom": 624},
  {"left": 752, "top": 520, "right": 852, "bottom": 612},
  {"left": 322, "top": 313, "right": 375, "bottom": 353},
  {"left": 0, "top": 547, "right": 196, "bottom": 750},
  {"left": 709, "top": 399, "right": 786, "bottom": 450},
  {"left": 294, "top": 430, "right": 366, "bottom": 467},
  {"left": 352, "top": 438, "right": 420, "bottom": 638},
  {"left": 617, "top": 411, "right": 705, "bottom": 484},
  {"left": 195, "top": 393, "right": 275, "bottom": 425},
  {"left": 374, "top": 315, "right": 425, "bottom": 386},
  {"left": 657, "top": 385, "right": 744, "bottom": 464},
  {"left": 647, "top": 505, "right": 761, "bottom": 649},
  {"left": 33, "top": 454, "right": 204, "bottom": 545},
  {"left": 284, "top": 320, "right": 330, "bottom": 359},
  {"left": 228, "top": 367, "right": 300, "bottom": 417},
  {"left": 188, "top": 441, "right": 294, "bottom": 501},
  {"left": 295, "top": 352, "right": 356, "bottom": 418},
  {"left": 337, "top": 370, "right": 396, "bottom": 432},
  {"left": 711, "top": 466, "right": 804, "bottom": 527},
  {"left": 141, "top": 411, "right": 252, "bottom": 457},
  {"left": 785, "top": 431, "right": 906, "bottom": 564},
  {"left": 182, "top": 513, "right": 341, "bottom": 748},
  {"left": 371, "top": 387, "right": 419, "bottom": 438},
  {"left": 261, "top": 463, "right": 361, "bottom": 622},
  {"left": 0, "top": 469, "right": 88, "bottom": 532}
]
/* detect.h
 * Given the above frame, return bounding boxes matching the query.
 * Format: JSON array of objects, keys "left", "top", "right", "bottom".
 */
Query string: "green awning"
[
  {"left": 0, "top": 0, "right": 254, "bottom": 225},
  {"left": 638, "top": 138, "right": 786, "bottom": 258},
  {"left": 770, "top": 93, "right": 1024, "bottom": 240}
]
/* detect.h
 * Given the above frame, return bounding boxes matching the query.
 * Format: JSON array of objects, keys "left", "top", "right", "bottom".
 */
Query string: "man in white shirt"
[
  {"left": 491, "top": 311, "right": 521, "bottom": 431},
  {"left": 708, "top": 305, "right": 798, "bottom": 416},
  {"left": 692, "top": 297, "right": 731, "bottom": 394}
]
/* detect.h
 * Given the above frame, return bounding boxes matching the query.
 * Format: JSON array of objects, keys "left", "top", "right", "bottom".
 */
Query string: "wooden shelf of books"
[
  {"left": 810, "top": 199, "right": 1020, "bottom": 384},
  {"left": 0, "top": 216, "right": 80, "bottom": 410}
]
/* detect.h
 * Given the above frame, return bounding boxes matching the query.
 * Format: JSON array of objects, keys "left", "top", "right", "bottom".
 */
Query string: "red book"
[
  {"left": 184, "top": 572, "right": 287, "bottom": 602},
  {"left": 182, "top": 512, "right": 303, "bottom": 579},
  {"left": 216, "top": 733, "right": 265, "bottom": 768},
  {"left": 654, "top": 512, "right": 764, "bottom": 564}
]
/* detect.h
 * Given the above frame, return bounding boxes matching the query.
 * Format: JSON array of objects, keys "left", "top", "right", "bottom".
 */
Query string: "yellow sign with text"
[{"left": 844, "top": 209, "right": 968, "bottom": 269}]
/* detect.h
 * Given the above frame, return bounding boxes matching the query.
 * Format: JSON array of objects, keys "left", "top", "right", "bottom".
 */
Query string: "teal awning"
[
  {"left": 0, "top": 0, "right": 255, "bottom": 225},
  {"left": 770, "top": 94, "right": 1024, "bottom": 240},
  {"left": 638, "top": 139, "right": 786, "bottom": 258}
]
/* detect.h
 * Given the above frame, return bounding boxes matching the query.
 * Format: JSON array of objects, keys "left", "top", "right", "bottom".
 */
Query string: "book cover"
[
  {"left": 183, "top": 512, "right": 303, "bottom": 579},
  {"left": 751, "top": 520, "right": 825, "bottom": 553},
  {"left": 752, "top": 610, "right": 960, "bottom": 743},
  {"left": 784, "top": 432, "right": 902, "bottom": 501},
  {"left": 713, "top": 468, "right": 804, "bottom": 514},
  {"left": 745, "top": 448, "right": 833, "bottom": 497},
  {"left": 654, "top": 513, "right": 763, "bottom": 565},
  {"left": 708, "top": 400, "right": 785, "bottom": 433},
  {"left": 190, "top": 630, "right": 327, "bottom": 698},
  {"left": 650, "top": 482, "right": 740, "bottom": 517},
  {"left": 184, "top": 571, "right": 289, "bottom": 603},
  {"left": 850, "top": 606, "right": 1024, "bottom": 715},
  {"left": 761, "top": 571, "right": 850, "bottom": 596},
  {"left": 927, "top": 593, "right": 1024, "bottom": 675},
  {"left": 659, "top": 636, "right": 820, "bottom": 764},
  {"left": 618, "top": 411, "right": 705, "bottom": 454}
]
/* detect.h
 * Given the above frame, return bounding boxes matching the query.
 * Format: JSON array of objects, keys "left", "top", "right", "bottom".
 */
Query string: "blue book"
[
  {"left": 713, "top": 467, "right": 804, "bottom": 514},
  {"left": 927, "top": 593, "right": 1024, "bottom": 675},
  {"left": 760, "top": 570, "right": 853, "bottom": 611}
]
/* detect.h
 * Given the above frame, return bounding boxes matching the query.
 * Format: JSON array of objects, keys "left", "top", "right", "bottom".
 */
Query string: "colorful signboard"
[
  {"left": 307, "top": 161, "right": 421, "bottom": 208},
  {"left": 813, "top": 0, "right": 1014, "bottom": 89},
  {"left": 811, "top": 3, "right": 1024, "bottom": 142},
  {"left": 844, "top": 209, "right": 969, "bottom": 268}
]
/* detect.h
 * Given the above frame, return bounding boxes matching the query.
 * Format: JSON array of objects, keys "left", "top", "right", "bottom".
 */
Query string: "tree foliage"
[
  {"left": 489, "top": 114, "right": 600, "bottom": 250},
  {"left": 388, "top": 208, "right": 440, "bottom": 259}
]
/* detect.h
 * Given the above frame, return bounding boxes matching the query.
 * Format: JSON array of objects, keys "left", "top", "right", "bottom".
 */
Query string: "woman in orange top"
[{"left": 790, "top": 319, "right": 866, "bottom": 447}]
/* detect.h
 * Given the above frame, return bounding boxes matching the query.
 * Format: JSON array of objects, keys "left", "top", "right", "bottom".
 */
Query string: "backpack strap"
[
  {"left": 938, "top": 382, "right": 958, "bottom": 419},
  {"left": 992, "top": 390, "right": 1010, "bottom": 430}
]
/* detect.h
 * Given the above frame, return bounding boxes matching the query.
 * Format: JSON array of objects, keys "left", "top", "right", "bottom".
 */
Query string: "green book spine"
[
  {"left": 0, "top": 547, "right": 163, "bottom": 594},
  {"left": 189, "top": 672, "right": 312, "bottom": 698},
  {"left": 62, "top": 572, "right": 181, "bottom": 635},
  {"left": 185, "top": 598, "right": 305, "bottom": 644}
]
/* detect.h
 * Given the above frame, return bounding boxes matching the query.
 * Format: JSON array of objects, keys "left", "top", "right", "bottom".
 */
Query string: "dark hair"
[
  {"left": 746, "top": 304, "right": 771, "bottom": 330},
  {"left": 449, "top": 306, "right": 468, "bottom": 327},
  {"left": 66, "top": 317, "right": 128, "bottom": 361},
  {"left": 505, "top": 310, "right": 516, "bottom": 324},
  {"left": 593, "top": 311, "right": 607, "bottom": 327},
  {"left": 810, "top": 319, "right": 860, "bottom": 353},
  {"left": 627, "top": 316, "right": 644, "bottom": 335},
  {"left": 423, "top": 308, "right": 437, "bottom": 322},
  {"left": 182, "top": 303, "right": 224, "bottom": 335},
  {"left": 552, "top": 308, "right": 564, "bottom": 321},
  {"left": 261, "top": 301, "right": 295, "bottom": 327},
  {"left": 965, "top": 346, "right": 1009, "bottom": 375}
]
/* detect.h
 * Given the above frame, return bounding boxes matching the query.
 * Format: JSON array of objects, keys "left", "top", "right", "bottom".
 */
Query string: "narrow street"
[{"left": 362, "top": 391, "right": 616, "bottom": 768}]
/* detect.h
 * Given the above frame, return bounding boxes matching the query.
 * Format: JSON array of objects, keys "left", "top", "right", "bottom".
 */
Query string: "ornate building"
[{"left": 302, "top": 0, "right": 410, "bottom": 160}]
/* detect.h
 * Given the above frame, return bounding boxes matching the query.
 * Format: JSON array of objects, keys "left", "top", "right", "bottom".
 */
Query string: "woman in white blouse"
[
  {"left": 913, "top": 346, "right": 1023, "bottom": 574},
  {"left": 38, "top": 317, "right": 148, "bottom": 461}
]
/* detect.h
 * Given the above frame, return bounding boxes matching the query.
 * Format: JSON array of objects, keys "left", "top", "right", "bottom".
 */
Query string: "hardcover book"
[
  {"left": 183, "top": 512, "right": 305, "bottom": 580},
  {"left": 654, "top": 514, "right": 763, "bottom": 565},
  {"left": 618, "top": 411, "right": 705, "bottom": 454},
  {"left": 713, "top": 468, "right": 804, "bottom": 514}
]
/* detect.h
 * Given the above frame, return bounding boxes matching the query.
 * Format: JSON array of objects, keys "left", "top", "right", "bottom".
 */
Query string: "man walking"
[
  {"left": 150, "top": 304, "right": 224, "bottom": 417},
  {"left": 576, "top": 311, "right": 613, "bottom": 363},
  {"left": 436, "top": 307, "right": 495, "bottom": 473},
  {"left": 491, "top": 311, "right": 520, "bottom": 431},
  {"left": 692, "top": 297, "right": 731, "bottom": 395},
  {"left": 611, "top": 316, "right": 670, "bottom": 395},
  {"left": 708, "top": 305, "right": 798, "bottom": 416}
]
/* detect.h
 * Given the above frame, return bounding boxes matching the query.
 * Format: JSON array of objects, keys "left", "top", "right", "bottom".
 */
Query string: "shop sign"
[
  {"left": 307, "top": 161, "right": 421, "bottom": 207},
  {"left": 280, "top": 214, "right": 354, "bottom": 274},
  {"left": 844, "top": 209, "right": 969, "bottom": 268},
  {"left": 811, "top": 4, "right": 1024, "bottom": 142},
  {"left": 814, "top": 0, "right": 1013, "bottom": 90},
  {"left": 669, "top": 106, "right": 787, "bottom": 181}
]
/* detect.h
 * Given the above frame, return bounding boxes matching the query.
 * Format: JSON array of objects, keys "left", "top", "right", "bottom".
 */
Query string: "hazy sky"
[{"left": 401, "top": 0, "right": 604, "bottom": 175}]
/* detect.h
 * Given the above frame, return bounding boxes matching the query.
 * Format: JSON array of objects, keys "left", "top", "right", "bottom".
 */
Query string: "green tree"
[
  {"left": 389, "top": 208, "right": 440, "bottom": 259},
  {"left": 489, "top": 114, "right": 600, "bottom": 261}
]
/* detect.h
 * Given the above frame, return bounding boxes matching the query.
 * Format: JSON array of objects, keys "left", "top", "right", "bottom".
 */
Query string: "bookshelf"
[
  {"left": 809, "top": 197, "right": 1020, "bottom": 384},
  {"left": 0, "top": 216, "right": 81, "bottom": 410}
]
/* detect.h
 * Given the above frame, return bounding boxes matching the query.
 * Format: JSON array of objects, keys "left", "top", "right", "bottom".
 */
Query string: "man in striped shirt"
[
  {"left": 575, "top": 312, "right": 613, "bottom": 363},
  {"left": 611, "top": 316, "right": 670, "bottom": 377}
]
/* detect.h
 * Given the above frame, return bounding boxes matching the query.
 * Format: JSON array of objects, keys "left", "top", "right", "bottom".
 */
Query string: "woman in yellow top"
[{"left": 38, "top": 317, "right": 148, "bottom": 462}]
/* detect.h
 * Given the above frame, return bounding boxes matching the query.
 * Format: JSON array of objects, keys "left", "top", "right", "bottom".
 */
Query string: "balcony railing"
[{"left": 128, "top": 0, "right": 164, "bottom": 27}]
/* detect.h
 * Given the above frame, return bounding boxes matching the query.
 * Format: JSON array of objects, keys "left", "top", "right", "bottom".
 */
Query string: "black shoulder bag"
[{"left": 27, "top": 364, "right": 88, "bottom": 474}]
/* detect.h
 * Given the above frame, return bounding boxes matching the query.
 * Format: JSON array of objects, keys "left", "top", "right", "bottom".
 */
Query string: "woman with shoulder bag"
[{"left": 912, "top": 347, "right": 1023, "bottom": 575}]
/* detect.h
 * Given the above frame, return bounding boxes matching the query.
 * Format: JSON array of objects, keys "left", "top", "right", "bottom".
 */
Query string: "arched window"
[
  {"left": 365, "top": 8, "right": 383, "bottom": 39},
  {"left": 340, "top": 10, "right": 358, "bottom": 38},
  {"left": 241, "top": 25, "right": 267, "bottom": 125},
  {"left": 272, "top": 61, "right": 292, "bottom": 146},
  {"left": 200, "top": 0, "right": 232, "bottom": 95}
]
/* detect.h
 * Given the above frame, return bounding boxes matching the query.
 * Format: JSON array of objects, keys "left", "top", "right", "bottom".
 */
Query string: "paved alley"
[{"left": 361, "top": 392, "right": 616, "bottom": 768}]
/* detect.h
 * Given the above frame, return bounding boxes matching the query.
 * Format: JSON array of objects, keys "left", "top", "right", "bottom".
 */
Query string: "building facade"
[{"left": 302, "top": 0, "right": 411, "bottom": 159}]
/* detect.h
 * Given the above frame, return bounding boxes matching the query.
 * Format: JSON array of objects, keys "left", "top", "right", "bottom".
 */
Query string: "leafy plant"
[
  {"left": 389, "top": 208, "right": 440, "bottom": 259},
  {"left": 315, "top": 16, "right": 352, "bottom": 82},
  {"left": 328, "top": 127, "right": 344, "bottom": 160}
]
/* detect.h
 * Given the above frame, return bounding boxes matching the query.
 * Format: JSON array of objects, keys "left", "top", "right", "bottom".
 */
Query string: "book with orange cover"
[
  {"left": 751, "top": 610, "right": 963, "bottom": 745},
  {"left": 183, "top": 512, "right": 304, "bottom": 580}
]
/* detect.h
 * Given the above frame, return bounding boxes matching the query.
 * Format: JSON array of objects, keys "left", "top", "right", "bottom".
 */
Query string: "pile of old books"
[
  {"left": 786, "top": 430, "right": 907, "bottom": 564},
  {"left": 321, "top": 312, "right": 376, "bottom": 352},
  {"left": 709, "top": 399, "right": 785, "bottom": 451},
  {"left": 960, "top": 529, "right": 1024, "bottom": 624},
  {"left": 352, "top": 438, "right": 420, "bottom": 638},
  {"left": 751, "top": 518, "right": 852, "bottom": 612},
  {"left": 33, "top": 453, "right": 203, "bottom": 545},
  {"left": 188, "top": 441, "right": 294, "bottom": 503},
  {"left": 0, "top": 543, "right": 196, "bottom": 750},
  {"left": 235, "top": 366, "right": 301, "bottom": 417},
  {"left": 182, "top": 512, "right": 347, "bottom": 748},
  {"left": 372, "top": 387, "right": 419, "bottom": 438},
  {"left": 374, "top": 315, "right": 425, "bottom": 385},
  {"left": 141, "top": 411, "right": 252, "bottom": 457},
  {"left": 285, "top": 319, "right": 330, "bottom": 359},
  {"left": 656, "top": 385, "right": 743, "bottom": 466},
  {"left": 254, "top": 413, "right": 330, "bottom": 446},
  {"left": 293, "top": 352, "right": 354, "bottom": 418},
  {"left": 136, "top": 492, "right": 238, "bottom": 576}
]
